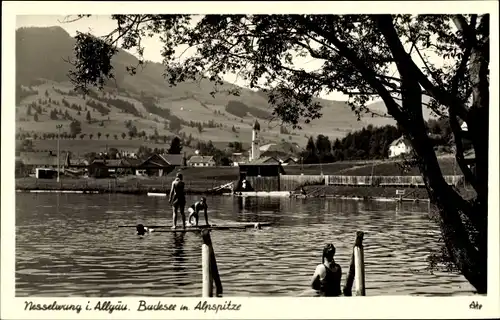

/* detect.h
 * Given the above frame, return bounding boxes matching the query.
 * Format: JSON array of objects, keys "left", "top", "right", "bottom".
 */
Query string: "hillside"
[{"left": 15, "top": 26, "right": 409, "bottom": 156}]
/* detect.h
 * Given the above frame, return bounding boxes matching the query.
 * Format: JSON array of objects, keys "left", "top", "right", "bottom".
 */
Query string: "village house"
[
  {"left": 136, "top": 153, "right": 185, "bottom": 176},
  {"left": 230, "top": 152, "right": 248, "bottom": 166},
  {"left": 388, "top": 136, "right": 412, "bottom": 158},
  {"left": 187, "top": 155, "right": 216, "bottom": 167},
  {"left": 236, "top": 156, "right": 285, "bottom": 192},
  {"left": 281, "top": 157, "right": 298, "bottom": 165},
  {"left": 16, "top": 151, "right": 70, "bottom": 177}
]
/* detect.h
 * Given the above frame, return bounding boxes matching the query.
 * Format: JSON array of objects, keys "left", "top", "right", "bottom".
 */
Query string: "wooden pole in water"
[
  {"left": 201, "top": 240, "right": 213, "bottom": 297},
  {"left": 343, "top": 231, "right": 364, "bottom": 296},
  {"left": 201, "top": 229, "right": 223, "bottom": 297},
  {"left": 354, "top": 238, "right": 366, "bottom": 296}
]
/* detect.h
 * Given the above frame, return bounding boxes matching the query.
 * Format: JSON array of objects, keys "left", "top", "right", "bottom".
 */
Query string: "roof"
[
  {"left": 187, "top": 155, "right": 215, "bottom": 164},
  {"left": 231, "top": 153, "right": 248, "bottom": 162},
  {"left": 253, "top": 119, "right": 261, "bottom": 131},
  {"left": 249, "top": 142, "right": 302, "bottom": 154},
  {"left": 17, "top": 151, "right": 68, "bottom": 166},
  {"left": 123, "top": 158, "right": 142, "bottom": 166},
  {"left": 160, "top": 154, "right": 184, "bottom": 166},
  {"left": 241, "top": 156, "right": 282, "bottom": 165},
  {"left": 69, "top": 158, "right": 89, "bottom": 166},
  {"left": 390, "top": 136, "right": 412, "bottom": 147}
]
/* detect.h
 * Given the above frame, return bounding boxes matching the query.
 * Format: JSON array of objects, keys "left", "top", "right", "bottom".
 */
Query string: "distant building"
[
  {"left": 187, "top": 155, "right": 216, "bottom": 167},
  {"left": 250, "top": 119, "right": 261, "bottom": 162},
  {"left": 388, "top": 136, "right": 412, "bottom": 158},
  {"left": 136, "top": 153, "right": 183, "bottom": 176},
  {"left": 16, "top": 151, "right": 69, "bottom": 175},
  {"left": 231, "top": 152, "right": 248, "bottom": 167},
  {"left": 281, "top": 157, "right": 298, "bottom": 165},
  {"left": 236, "top": 157, "right": 285, "bottom": 192}
]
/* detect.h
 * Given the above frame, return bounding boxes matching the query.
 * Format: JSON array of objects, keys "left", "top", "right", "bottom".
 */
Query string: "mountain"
[{"left": 15, "top": 26, "right": 402, "bottom": 155}]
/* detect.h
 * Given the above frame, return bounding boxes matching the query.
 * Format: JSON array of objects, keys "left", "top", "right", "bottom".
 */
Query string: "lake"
[{"left": 15, "top": 193, "right": 475, "bottom": 297}]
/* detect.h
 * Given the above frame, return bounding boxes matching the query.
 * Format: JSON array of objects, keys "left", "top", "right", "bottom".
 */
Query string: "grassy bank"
[
  {"left": 283, "top": 157, "right": 461, "bottom": 176},
  {"left": 302, "top": 185, "right": 476, "bottom": 201}
]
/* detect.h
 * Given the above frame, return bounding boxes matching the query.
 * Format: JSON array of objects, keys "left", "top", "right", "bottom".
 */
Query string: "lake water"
[{"left": 15, "top": 193, "right": 475, "bottom": 297}]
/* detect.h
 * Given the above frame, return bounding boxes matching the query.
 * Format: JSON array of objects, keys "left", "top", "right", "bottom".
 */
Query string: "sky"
[{"left": 15, "top": 14, "right": 451, "bottom": 102}]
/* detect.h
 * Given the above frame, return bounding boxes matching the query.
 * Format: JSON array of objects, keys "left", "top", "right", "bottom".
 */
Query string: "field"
[
  {"left": 282, "top": 157, "right": 462, "bottom": 176},
  {"left": 18, "top": 138, "right": 189, "bottom": 157}
]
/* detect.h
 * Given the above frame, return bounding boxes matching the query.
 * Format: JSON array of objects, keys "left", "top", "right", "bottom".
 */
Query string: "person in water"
[
  {"left": 187, "top": 196, "right": 209, "bottom": 227},
  {"left": 136, "top": 224, "right": 154, "bottom": 236},
  {"left": 310, "top": 243, "right": 342, "bottom": 296},
  {"left": 169, "top": 172, "right": 186, "bottom": 229}
]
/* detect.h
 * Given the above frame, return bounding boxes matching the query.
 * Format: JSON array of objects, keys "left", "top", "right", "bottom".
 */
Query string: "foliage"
[
  {"left": 168, "top": 136, "right": 183, "bottom": 154},
  {"left": 69, "top": 120, "right": 82, "bottom": 135},
  {"left": 66, "top": 14, "right": 489, "bottom": 293}
]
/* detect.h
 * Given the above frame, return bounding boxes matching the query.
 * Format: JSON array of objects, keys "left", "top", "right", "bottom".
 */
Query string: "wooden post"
[
  {"left": 343, "top": 231, "right": 364, "bottom": 296},
  {"left": 202, "top": 240, "right": 213, "bottom": 297},
  {"left": 354, "top": 240, "right": 366, "bottom": 296},
  {"left": 201, "top": 229, "right": 223, "bottom": 297}
]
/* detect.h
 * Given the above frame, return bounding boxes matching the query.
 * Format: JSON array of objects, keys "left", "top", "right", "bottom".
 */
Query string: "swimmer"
[
  {"left": 187, "top": 197, "right": 209, "bottom": 227},
  {"left": 136, "top": 224, "right": 154, "bottom": 236},
  {"left": 310, "top": 243, "right": 342, "bottom": 297}
]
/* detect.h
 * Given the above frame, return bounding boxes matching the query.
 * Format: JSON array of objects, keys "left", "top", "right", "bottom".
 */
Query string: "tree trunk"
[{"left": 407, "top": 106, "right": 487, "bottom": 294}]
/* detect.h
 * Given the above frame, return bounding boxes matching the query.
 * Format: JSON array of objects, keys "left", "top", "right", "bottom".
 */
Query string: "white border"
[{"left": 2, "top": 1, "right": 499, "bottom": 319}]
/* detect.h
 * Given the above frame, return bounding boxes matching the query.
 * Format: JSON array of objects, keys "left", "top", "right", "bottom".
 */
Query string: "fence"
[
  {"left": 245, "top": 176, "right": 280, "bottom": 192},
  {"left": 279, "top": 174, "right": 325, "bottom": 191},
  {"left": 326, "top": 175, "right": 465, "bottom": 187},
  {"left": 15, "top": 177, "right": 235, "bottom": 194}
]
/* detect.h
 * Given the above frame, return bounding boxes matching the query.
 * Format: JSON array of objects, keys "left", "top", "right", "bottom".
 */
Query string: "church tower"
[{"left": 250, "top": 119, "right": 261, "bottom": 161}]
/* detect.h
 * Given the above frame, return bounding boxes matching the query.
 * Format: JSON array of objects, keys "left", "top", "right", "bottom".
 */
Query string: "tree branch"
[{"left": 296, "top": 16, "right": 407, "bottom": 124}]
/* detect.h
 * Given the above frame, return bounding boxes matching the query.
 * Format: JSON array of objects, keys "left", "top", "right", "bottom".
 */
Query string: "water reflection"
[
  {"left": 171, "top": 232, "right": 186, "bottom": 275},
  {"left": 15, "top": 193, "right": 474, "bottom": 297}
]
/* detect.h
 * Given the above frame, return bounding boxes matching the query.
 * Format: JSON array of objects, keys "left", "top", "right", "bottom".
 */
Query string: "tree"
[
  {"left": 168, "top": 136, "right": 183, "bottom": 154},
  {"left": 26, "top": 105, "right": 32, "bottom": 116},
  {"left": 66, "top": 14, "right": 489, "bottom": 293},
  {"left": 128, "top": 125, "right": 138, "bottom": 138},
  {"left": 121, "top": 132, "right": 126, "bottom": 139},
  {"left": 86, "top": 110, "right": 91, "bottom": 123},
  {"left": 89, "top": 133, "right": 93, "bottom": 140},
  {"left": 20, "top": 139, "right": 33, "bottom": 151},
  {"left": 33, "top": 113, "right": 39, "bottom": 122},
  {"left": 70, "top": 120, "right": 82, "bottom": 136},
  {"left": 169, "top": 117, "right": 182, "bottom": 132},
  {"left": 97, "top": 132, "right": 102, "bottom": 139},
  {"left": 303, "top": 136, "right": 319, "bottom": 164},
  {"left": 114, "top": 134, "right": 118, "bottom": 140}
]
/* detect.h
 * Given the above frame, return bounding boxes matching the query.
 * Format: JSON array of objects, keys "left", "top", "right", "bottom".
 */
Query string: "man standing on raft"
[{"left": 169, "top": 173, "right": 186, "bottom": 229}]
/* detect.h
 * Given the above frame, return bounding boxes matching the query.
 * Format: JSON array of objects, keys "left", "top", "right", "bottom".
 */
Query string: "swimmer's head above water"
[
  {"left": 136, "top": 224, "right": 152, "bottom": 236},
  {"left": 322, "top": 243, "right": 336, "bottom": 263}
]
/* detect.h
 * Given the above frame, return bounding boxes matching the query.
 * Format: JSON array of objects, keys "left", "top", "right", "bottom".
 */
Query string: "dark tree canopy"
[
  {"left": 168, "top": 136, "right": 183, "bottom": 154},
  {"left": 66, "top": 14, "right": 489, "bottom": 293}
]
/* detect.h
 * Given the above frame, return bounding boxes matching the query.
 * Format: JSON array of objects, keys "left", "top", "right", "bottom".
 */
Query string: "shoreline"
[{"left": 15, "top": 177, "right": 475, "bottom": 200}]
